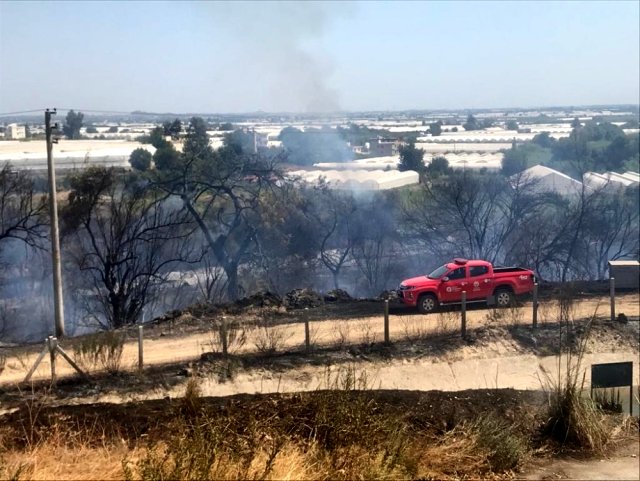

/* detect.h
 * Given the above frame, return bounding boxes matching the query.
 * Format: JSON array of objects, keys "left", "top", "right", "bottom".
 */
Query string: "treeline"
[
  {"left": 502, "top": 120, "right": 640, "bottom": 177},
  {"left": 0, "top": 118, "right": 638, "bottom": 339}
]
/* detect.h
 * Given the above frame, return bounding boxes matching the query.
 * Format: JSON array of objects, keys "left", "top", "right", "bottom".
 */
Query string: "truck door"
[
  {"left": 440, "top": 266, "right": 468, "bottom": 303},
  {"left": 467, "top": 264, "right": 492, "bottom": 300}
]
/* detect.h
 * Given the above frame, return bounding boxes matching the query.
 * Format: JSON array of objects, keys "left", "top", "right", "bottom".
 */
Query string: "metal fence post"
[
  {"left": 461, "top": 292, "right": 467, "bottom": 338},
  {"left": 532, "top": 283, "right": 539, "bottom": 329},
  {"left": 384, "top": 299, "right": 390, "bottom": 344},
  {"left": 610, "top": 277, "right": 616, "bottom": 322},
  {"left": 304, "top": 308, "right": 310, "bottom": 351},
  {"left": 138, "top": 325, "right": 144, "bottom": 371}
]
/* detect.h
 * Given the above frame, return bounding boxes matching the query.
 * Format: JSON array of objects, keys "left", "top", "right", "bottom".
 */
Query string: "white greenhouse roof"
[{"left": 288, "top": 168, "right": 419, "bottom": 191}]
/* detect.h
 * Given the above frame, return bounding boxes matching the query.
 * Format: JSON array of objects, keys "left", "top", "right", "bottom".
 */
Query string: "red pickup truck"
[{"left": 397, "top": 258, "right": 535, "bottom": 313}]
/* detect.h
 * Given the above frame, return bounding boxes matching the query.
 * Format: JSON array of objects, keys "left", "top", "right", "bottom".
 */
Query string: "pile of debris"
[
  {"left": 324, "top": 289, "right": 352, "bottom": 303},
  {"left": 234, "top": 291, "right": 283, "bottom": 309},
  {"left": 378, "top": 289, "right": 399, "bottom": 301},
  {"left": 284, "top": 288, "right": 323, "bottom": 309}
]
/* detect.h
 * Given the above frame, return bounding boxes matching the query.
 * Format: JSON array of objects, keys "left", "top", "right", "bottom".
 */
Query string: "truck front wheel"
[
  {"left": 494, "top": 288, "right": 515, "bottom": 308},
  {"left": 418, "top": 294, "right": 439, "bottom": 314}
]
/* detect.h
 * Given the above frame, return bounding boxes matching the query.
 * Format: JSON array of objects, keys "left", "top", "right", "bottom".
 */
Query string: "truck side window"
[
  {"left": 448, "top": 267, "right": 466, "bottom": 280},
  {"left": 469, "top": 266, "right": 489, "bottom": 277}
]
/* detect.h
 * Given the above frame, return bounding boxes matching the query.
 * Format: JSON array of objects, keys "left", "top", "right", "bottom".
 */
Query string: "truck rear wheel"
[
  {"left": 494, "top": 288, "right": 515, "bottom": 308},
  {"left": 418, "top": 294, "right": 438, "bottom": 314}
]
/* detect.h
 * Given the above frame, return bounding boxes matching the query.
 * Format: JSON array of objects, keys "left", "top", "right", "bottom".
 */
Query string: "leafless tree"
[
  {"left": 62, "top": 167, "right": 197, "bottom": 329},
  {"left": 303, "top": 184, "right": 358, "bottom": 290},
  {"left": 0, "top": 165, "right": 48, "bottom": 251}
]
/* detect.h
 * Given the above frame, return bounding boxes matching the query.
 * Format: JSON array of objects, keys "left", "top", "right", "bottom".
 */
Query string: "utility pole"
[{"left": 45, "top": 108, "right": 65, "bottom": 338}]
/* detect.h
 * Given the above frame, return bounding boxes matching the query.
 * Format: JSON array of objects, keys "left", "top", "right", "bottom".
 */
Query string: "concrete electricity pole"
[{"left": 45, "top": 108, "right": 65, "bottom": 338}]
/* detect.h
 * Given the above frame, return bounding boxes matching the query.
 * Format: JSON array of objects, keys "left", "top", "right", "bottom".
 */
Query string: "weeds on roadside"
[
  {"left": 539, "top": 293, "right": 611, "bottom": 453},
  {"left": 208, "top": 316, "right": 246, "bottom": 357},
  {"left": 357, "top": 320, "right": 377, "bottom": 346},
  {"left": 435, "top": 311, "right": 456, "bottom": 335},
  {"left": 253, "top": 316, "right": 291, "bottom": 355},
  {"left": 335, "top": 321, "right": 351, "bottom": 350},
  {"left": 473, "top": 413, "right": 528, "bottom": 471},
  {"left": 73, "top": 331, "right": 125, "bottom": 374}
]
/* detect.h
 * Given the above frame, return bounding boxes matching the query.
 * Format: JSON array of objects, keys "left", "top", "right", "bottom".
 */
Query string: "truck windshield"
[{"left": 427, "top": 265, "right": 448, "bottom": 279}]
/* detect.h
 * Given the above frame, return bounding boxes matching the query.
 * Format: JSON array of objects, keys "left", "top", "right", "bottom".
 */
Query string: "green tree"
[
  {"left": 129, "top": 148, "right": 153, "bottom": 172},
  {"left": 86, "top": 126, "right": 98, "bottom": 134},
  {"left": 398, "top": 142, "right": 425, "bottom": 173},
  {"left": 571, "top": 117, "right": 581, "bottom": 129},
  {"left": 506, "top": 120, "right": 519, "bottom": 131},
  {"left": 183, "top": 117, "right": 212, "bottom": 159},
  {"left": 107, "top": 126, "right": 118, "bottom": 133},
  {"left": 463, "top": 114, "right": 481, "bottom": 131},
  {"left": 63, "top": 110, "right": 84, "bottom": 139},
  {"left": 426, "top": 156, "right": 450, "bottom": 177},
  {"left": 153, "top": 145, "right": 181, "bottom": 171},
  {"left": 532, "top": 132, "right": 555, "bottom": 149},
  {"left": 429, "top": 121, "right": 443, "bottom": 137},
  {"left": 501, "top": 147, "right": 528, "bottom": 176},
  {"left": 219, "top": 122, "right": 234, "bottom": 131},
  {"left": 148, "top": 126, "right": 168, "bottom": 149},
  {"left": 163, "top": 119, "right": 182, "bottom": 139}
]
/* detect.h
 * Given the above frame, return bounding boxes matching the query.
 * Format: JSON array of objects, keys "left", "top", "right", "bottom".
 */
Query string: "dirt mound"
[
  {"left": 324, "top": 289, "right": 352, "bottom": 303},
  {"left": 285, "top": 288, "right": 323, "bottom": 309},
  {"left": 235, "top": 291, "right": 283, "bottom": 309}
]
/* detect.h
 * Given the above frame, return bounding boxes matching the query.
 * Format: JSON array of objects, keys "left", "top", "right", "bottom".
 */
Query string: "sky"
[{"left": 0, "top": 0, "right": 638, "bottom": 114}]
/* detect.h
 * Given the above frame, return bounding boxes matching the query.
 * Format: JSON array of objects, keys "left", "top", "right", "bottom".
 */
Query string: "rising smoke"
[{"left": 211, "top": 2, "right": 355, "bottom": 113}]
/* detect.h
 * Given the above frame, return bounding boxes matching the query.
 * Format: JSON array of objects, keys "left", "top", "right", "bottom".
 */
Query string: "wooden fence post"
[
  {"left": 532, "top": 283, "right": 539, "bottom": 329},
  {"left": 384, "top": 299, "right": 390, "bottom": 344},
  {"left": 304, "top": 308, "right": 310, "bottom": 351},
  {"left": 610, "top": 277, "right": 616, "bottom": 322},
  {"left": 461, "top": 292, "right": 467, "bottom": 338},
  {"left": 138, "top": 325, "right": 144, "bottom": 371}
]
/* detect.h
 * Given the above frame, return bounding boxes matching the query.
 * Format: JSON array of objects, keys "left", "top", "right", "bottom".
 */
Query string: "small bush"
[
  {"left": 474, "top": 414, "right": 528, "bottom": 471},
  {"left": 335, "top": 321, "right": 351, "bottom": 350},
  {"left": 253, "top": 317, "right": 291, "bottom": 355},
  {"left": 208, "top": 317, "right": 246, "bottom": 357},
  {"left": 73, "top": 331, "right": 125, "bottom": 374},
  {"left": 0, "top": 351, "right": 5, "bottom": 377}
]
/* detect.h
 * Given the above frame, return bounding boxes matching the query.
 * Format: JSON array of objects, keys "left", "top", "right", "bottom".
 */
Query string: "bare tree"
[
  {"left": 0, "top": 165, "right": 48, "bottom": 251},
  {"left": 303, "top": 184, "right": 358, "bottom": 290},
  {"left": 62, "top": 167, "right": 196, "bottom": 329}
]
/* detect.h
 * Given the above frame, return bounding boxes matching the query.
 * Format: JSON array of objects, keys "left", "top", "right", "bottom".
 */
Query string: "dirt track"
[{"left": 0, "top": 293, "right": 637, "bottom": 413}]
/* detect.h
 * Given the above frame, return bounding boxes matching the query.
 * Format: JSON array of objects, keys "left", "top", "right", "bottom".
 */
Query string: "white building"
[
  {"left": 5, "top": 124, "right": 26, "bottom": 140},
  {"left": 584, "top": 171, "right": 640, "bottom": 192},
  {"left": 511, "top": 165, "right": 583, "bottom": 196}
]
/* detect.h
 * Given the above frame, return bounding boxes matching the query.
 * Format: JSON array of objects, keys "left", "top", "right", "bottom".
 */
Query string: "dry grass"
[
  {"left": 72, "top": 331, "right": 125, "bottom": 374},
  {"left": 207, "top": 316, "right": 247, "bottom": 357},
  {"left": 253, "top": 317, "right": 292, "bottom": 355},
  {"left": 539, "top": 291, "right": 612, "bottom": 453}
]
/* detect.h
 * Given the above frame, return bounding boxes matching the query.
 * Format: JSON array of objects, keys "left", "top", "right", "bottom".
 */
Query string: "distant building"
[
  {"left": 6, "top": 123, "right": 26, "bottom": 140},
  {"left": 584, "top": 171, "right": 640, "bottom": 192},
  {"left": 367, "top": 137, "right": 401, "bottom": 156},
  {"left": 511, "top": 165, "right": 583, "bottom": 196}
]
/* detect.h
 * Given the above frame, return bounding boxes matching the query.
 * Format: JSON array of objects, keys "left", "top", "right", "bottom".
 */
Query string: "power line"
[{"left": 0, "top": 109, "right": 47, "bottom": 117}]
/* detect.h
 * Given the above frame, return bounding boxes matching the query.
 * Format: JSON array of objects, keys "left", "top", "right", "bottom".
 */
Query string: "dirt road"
[{"left": 1, "top": 293, "right": 638, "bottom": 387}]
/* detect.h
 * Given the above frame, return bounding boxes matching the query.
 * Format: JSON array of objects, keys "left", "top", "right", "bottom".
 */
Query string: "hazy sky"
[{"left": 1, "top": 1, "right": 638, "bottom": 113}]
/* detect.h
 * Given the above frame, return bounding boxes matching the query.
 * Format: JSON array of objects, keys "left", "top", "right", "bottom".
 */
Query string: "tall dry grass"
[{"left": 539, "top": 288, "right": 611, "bottom": 453}]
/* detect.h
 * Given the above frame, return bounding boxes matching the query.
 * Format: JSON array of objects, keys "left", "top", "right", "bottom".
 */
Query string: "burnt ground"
[{"left": 0, "top": 387, "right": 542, "bottom": 450}]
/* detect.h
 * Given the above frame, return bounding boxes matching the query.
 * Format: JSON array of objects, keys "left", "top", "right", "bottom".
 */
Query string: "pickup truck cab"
[{"left": 397, "top": 258, "right": 535, "bottom": 313}]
